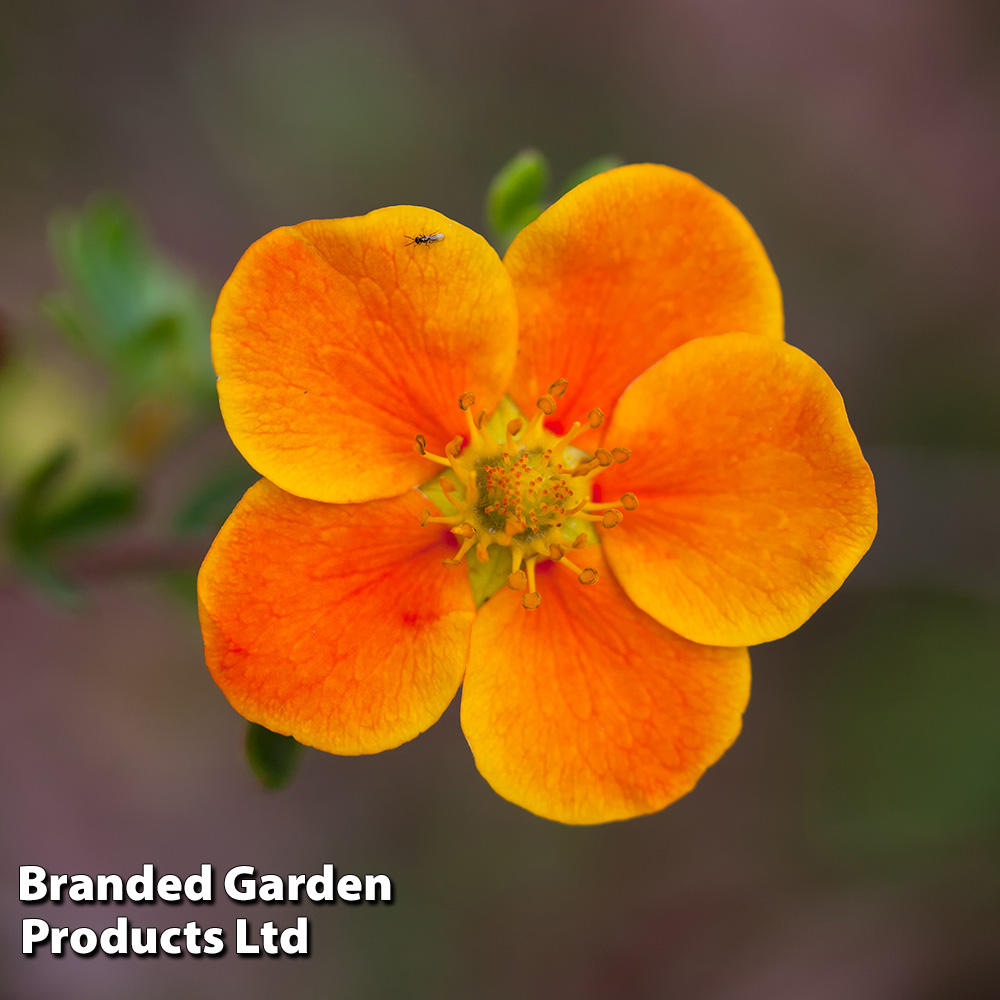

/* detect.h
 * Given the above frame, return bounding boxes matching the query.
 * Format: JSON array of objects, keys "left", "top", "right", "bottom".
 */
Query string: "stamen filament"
[
  {"left": 522, "top": 558, "right": 541, "bottom": 610},
  {"left": 416, "top": 378, "right": 634, "bottom": 610}
]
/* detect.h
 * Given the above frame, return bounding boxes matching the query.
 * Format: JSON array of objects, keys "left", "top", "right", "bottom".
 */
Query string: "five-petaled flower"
[{"left": 198, "top": 164, "right": 876, "bottom": 824}]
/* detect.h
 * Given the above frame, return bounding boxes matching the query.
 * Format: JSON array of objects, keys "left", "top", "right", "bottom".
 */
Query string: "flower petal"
[
  {"left": 600, "top": 334, "right": 877, "bottom": 647},
  {"left": 213, "top": 208, "right": 518, "bottom": 503},
  {"left": 198, "top": 481, "right": 475, "bottom": 754},
  {"left": 461, "top": 549, "right": 750, "bottom": 824},
  {"left": 504, "top": 163, "right": 783, "bottom": 431}
]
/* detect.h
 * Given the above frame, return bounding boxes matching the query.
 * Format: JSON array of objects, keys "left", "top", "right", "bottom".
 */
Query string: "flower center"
[{"left": 416, "top": 380, "right": 637, "bottom": 609}]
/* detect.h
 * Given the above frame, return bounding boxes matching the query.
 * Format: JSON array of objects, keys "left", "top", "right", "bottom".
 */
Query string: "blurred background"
[{"left": 2, "top": 0, "right": 999, "bottom": 997}]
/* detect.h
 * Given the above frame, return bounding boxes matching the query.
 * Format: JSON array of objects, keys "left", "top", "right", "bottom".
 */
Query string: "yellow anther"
[
  {"left": 505, "top": 419, "right": 523, "bottom": 452},
  {"left": 442, "top": 557, "right": 462, "bottom": 567},
  {"left": 601, "top": 509, "right": 624, "bottom": 529},
  {"left": 419, "top": 380, "right": 634, "bottom": 609}
]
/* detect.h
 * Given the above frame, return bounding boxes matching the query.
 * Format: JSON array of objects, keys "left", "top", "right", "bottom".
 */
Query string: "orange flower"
[{"left": 198, "top": 164, "right": 876, "bottom": 824}]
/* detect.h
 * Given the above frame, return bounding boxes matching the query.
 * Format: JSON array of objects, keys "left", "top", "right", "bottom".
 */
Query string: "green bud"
[{"left": 486, "top": 149, "right": 551, "bottom": 250}]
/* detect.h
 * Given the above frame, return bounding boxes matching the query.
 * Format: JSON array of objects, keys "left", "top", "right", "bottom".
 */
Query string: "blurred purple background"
[{"left": 2, "top": 1, "right": 999, "bottom": 997}]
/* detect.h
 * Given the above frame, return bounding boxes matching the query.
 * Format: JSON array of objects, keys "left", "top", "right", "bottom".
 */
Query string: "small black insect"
[{"left": 405, "top": 232, "right": 445, "bottom": 246}]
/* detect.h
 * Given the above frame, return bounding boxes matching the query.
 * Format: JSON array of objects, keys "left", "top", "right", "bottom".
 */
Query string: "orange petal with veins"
[
  {"left": 198, "top": 481, "right": 475, "bottom": 754},
  {"left": 461, "top": 549, "right": 750, "bottom": 824},
  {"left": 505, "top": 163, "right": 782, "bottom": 433},
  {"left": 600, "top": 334, "right": 877, "bottom": 647},
  {"left": 213, "top": 208, "right": 517, "bottom": 503}
]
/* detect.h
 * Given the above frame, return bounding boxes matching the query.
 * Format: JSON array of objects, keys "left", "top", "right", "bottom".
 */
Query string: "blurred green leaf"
[
  {"left": 246, "top": 722, "right": 304, "bottom": 790},
  {"left": 160, "top": 569, "right": 199, "bottom": 607},
  {"left": 5, "top": 444, "right": 137, "bottom": 558},
  {"left": 6, "top": 445, "right": 74, "bottom": 561},
  {"left": 174, "top": 456, "right": 257, "bottom": 535},
  {"left": 806, "top": 591, "right": 1000, "bottom": 861},
  {"left": 37, "top": 481, "right": 138, "bottom": 545},
  {"left": 557, "top": 154, "right": 624, "bottom": 197},
  {"left": 486, "top": 149, "right": 550, "bottom": 251},
  {"left": 43, "top": 194, "right": 214, "bottom": 403}
]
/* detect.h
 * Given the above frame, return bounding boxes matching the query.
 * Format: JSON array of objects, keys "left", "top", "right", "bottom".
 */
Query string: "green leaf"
[
  {"left": 486, "top": 149, "right": 550, "bottom": 249},
  {"left": 806, "top": 591, "right": 1000, "bottom": 862},
  {"left": 557, "top": 154, "right": 624, "bottom": 197},
  {"left": 45, "top": 194, "right": 214, "bottom": 401},
  {"left": 246, "top": 722, "right": 304, "bottom": 790},
  {"left": 6, "top": 445, "right": 74, "bottom": 552},
  {"left": 38, "top": 481, "right": 138, "bottom": 545},
  {"left": 5, "top": 444, "right": 137, "bottom": 558},
  {"left": 174, "top": 456, "right": 258, "bottom": 535}
]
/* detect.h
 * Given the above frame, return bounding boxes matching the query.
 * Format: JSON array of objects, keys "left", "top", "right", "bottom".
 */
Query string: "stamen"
[
  {"left": 416, "top": 380, "right": 635, "bottom": 609},
  {"left": 505, "top": 419, "right": 522, "bottom": 451},
  {"left": 416, "top": 434, "right": 452, "bottom": 466},
  {"left": 550, "top": 421, "right": 587, "bottom": 458},
  {"left": 448, "top": 535, "right": 477, "bottom": 564},
  {"left": 425, "top": 513, "right": 466, "bottom": 526},
  {"left": 522, "top": 558, "right": 541, "bottom": 610}
]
